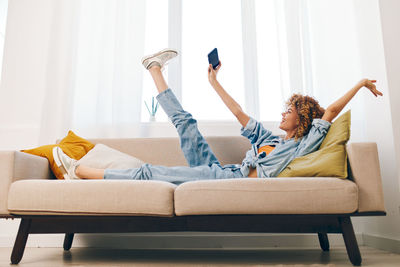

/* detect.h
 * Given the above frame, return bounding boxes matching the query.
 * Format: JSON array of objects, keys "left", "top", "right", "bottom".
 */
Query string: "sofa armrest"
[
  {"left": 0, "top": 151, "right": 53, "bottom": 216},
  {"left": 346, "top": 143, "right": 385, "bottom": 213}
]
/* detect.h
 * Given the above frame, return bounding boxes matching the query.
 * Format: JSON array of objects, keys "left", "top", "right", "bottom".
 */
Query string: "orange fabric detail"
[
  {"left": 258, "top": 145, "right": 275, "bottom": 155},
  {"left": 21, "top": 131, "right": 94, "bottom": 180},
  {"left": 248, "top": 145, "right": 276, "bottom": 178}
]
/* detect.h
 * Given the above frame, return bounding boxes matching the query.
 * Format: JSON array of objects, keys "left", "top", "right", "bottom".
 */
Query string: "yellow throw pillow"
[
  {"left": 22, "top": 131, "right": 95, "bottom": 179},
  {"left": 278, "top": 110, "right": 351, "bottom": 178}
]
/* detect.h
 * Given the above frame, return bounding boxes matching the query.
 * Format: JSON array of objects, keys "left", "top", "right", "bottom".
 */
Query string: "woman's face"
[{"left": 279, "top": 105, "right": 299, "bottom": 132}]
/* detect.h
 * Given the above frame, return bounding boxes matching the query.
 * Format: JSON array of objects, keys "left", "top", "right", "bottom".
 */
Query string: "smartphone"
[{"left": 208, "top": 48, "right": 220, "bottom": 70}]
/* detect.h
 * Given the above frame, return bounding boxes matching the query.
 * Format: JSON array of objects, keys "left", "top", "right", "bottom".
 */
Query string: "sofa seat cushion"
[
  {"left": 8, "top": 180, "right": 176, "bottom": 216},
  {"left": 174, "top": 178, "right": 358, "bottom": 215}
]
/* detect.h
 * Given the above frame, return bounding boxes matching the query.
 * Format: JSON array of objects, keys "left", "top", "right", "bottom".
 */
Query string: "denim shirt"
[{"left": 239, "top": 117, "right": 331, "bottom": 178}]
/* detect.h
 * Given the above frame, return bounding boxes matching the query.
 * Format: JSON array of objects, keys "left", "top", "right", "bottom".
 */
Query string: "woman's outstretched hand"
[
  {"left": 358, "top": 79, "right": 383, "bottom": 97},
  {"left": 208, "top": 61, "right": 221, "bottom": 85},
  {"left": 323, "top": 78, "right": 383, "bottom": 123}
]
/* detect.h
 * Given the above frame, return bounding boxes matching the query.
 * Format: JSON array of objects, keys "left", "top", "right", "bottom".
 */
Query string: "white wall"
[
  {"left": 379, "top": 0, "right": 400, "bottom": 192},
  {"left": 353, "top": 0, "right": 400, "bottom": 242}
]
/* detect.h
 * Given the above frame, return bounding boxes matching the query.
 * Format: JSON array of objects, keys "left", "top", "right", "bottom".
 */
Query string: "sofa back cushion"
[{"left": 87, "top": 136, "right": 251, "bottom": 167}]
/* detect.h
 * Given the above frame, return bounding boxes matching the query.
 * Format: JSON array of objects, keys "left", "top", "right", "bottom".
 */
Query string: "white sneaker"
[
  {"left": 141, "top": 48, "right": 178, "bottom": 71},
  {"left": 52, "top": 147, "right": 80, "bottom": 180}
]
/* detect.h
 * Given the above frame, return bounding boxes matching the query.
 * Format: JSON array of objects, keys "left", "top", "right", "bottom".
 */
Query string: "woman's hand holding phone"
[
  {"left": 208, "top": 48, "right": 221, "bottom": 86},
  {"left": 208, "top": 61, "right": 221, "bottom": 86}
]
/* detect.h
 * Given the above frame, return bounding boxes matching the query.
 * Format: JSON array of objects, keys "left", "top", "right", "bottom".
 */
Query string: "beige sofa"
[{"left": 0, "top": 136, "right": 386, "bottom": 266}]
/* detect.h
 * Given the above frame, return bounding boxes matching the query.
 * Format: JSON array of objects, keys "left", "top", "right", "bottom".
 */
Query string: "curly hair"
[{"left": 286, "top": 94, "right": 325, "bottom": 141}]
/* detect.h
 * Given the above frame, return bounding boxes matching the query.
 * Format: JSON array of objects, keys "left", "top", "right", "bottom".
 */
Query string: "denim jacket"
[{"left": 239, "top": 117, "right": 331, "bottom": 178}]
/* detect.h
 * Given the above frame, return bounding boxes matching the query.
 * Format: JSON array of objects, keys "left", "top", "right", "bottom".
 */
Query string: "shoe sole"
[
  {"left": 52, "top": 147, "right": 70, "bottom": 180},
  {"left": 141, "top": 48, "right": 178, "bottom": 65}
]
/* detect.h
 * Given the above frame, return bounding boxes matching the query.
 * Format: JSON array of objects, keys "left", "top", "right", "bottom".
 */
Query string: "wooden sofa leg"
[
  {"left": 63, "top": 233, "right": 74, "bottom": 251},
  {"left": 11, "top": 219, "right": 31, "bottom": 264},
  {"left": 339, "top": 216, "right": 362, "bottom": 266},
  {"left": 318, "top": 232, "right": 330, "bottom": 251}
]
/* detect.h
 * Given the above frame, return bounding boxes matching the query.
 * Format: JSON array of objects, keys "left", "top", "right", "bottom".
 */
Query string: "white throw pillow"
[{"left": 77, "top": 144, "right": 144, "bottom": 169}]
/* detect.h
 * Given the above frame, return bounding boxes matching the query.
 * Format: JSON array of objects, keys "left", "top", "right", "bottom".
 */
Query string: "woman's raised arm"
[
  {"left": 208, "top": 62, "right": 250, "bottom": 127},
  {"left": 322, "top": 79, "right": 383, "bottom": 123}
]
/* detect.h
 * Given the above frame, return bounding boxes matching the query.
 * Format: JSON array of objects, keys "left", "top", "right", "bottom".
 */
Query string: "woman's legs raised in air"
[
  {"left": 142, "top": 48, "right": 177, "bottom": 93},
  {"left": 156, "top": 87, "right": 220, "bottom": 167},
  {"left": 149, "top": 66, "right": 168, "bottom": 94},
  {"left": 144, "top": 48, "right": 220, "bottom": 167},
  {"left": 57, "top": 49, "right": 243, "bottom": 181},
  {"left": 72, "top": 51, "right": 178, "bottom": 180}
]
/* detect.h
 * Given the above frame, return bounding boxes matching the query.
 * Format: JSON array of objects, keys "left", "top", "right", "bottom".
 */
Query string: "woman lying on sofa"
[{"left": 53, "top": 48, "right": 382, "bottom": 184}]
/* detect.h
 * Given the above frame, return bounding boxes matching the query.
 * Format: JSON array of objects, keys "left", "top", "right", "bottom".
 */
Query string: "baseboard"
[
  {"left": 362, "top": 233, "right": 400, "bottom": 254},
  {"left": 0, "top": 233, "right": 362, "bottom": 249}
]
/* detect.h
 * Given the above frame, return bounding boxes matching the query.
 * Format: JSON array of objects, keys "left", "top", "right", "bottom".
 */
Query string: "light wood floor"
[{"left": 0, "top": 246, "right": 399, "bottom": 266}]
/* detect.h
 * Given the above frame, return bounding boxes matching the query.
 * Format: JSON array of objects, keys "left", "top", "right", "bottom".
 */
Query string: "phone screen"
[{"left": 208, "top": 48, "right": 220, "bottom": 70}]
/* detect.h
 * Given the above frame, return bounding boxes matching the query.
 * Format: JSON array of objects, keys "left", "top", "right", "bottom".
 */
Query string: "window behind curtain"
[
  {"left": 255, "top": 0, "right": 284, "bottom": 121},
  {"left": 139, "top": 0, "right": 311, "bottom": 123},
  {"left": 181, "top": 0, "right": 245, "bottom": 121},
  {"left": 141, "top": 0, "right": 169, "bottom": 122}
]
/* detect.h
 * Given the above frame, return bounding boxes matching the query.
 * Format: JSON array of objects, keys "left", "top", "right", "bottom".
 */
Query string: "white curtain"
[
  {"left": 0, "top": 0, "right": 7, "bottom": 78},
  {"left": 0, "top": 0, "right": 381, "bottom": 149},
  {"left": 38, "top": 0, "right": 146, "bottom": 143}
]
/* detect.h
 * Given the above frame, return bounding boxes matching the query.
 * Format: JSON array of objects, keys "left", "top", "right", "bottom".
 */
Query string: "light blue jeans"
[{"left": 104, "top": 88, "right": 244, "bottom": 185}]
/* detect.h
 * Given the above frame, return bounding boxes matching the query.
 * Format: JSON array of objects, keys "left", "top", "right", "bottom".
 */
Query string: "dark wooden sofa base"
[{"left": 6, "top": 212, "right": 386, "bottom": 266}]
